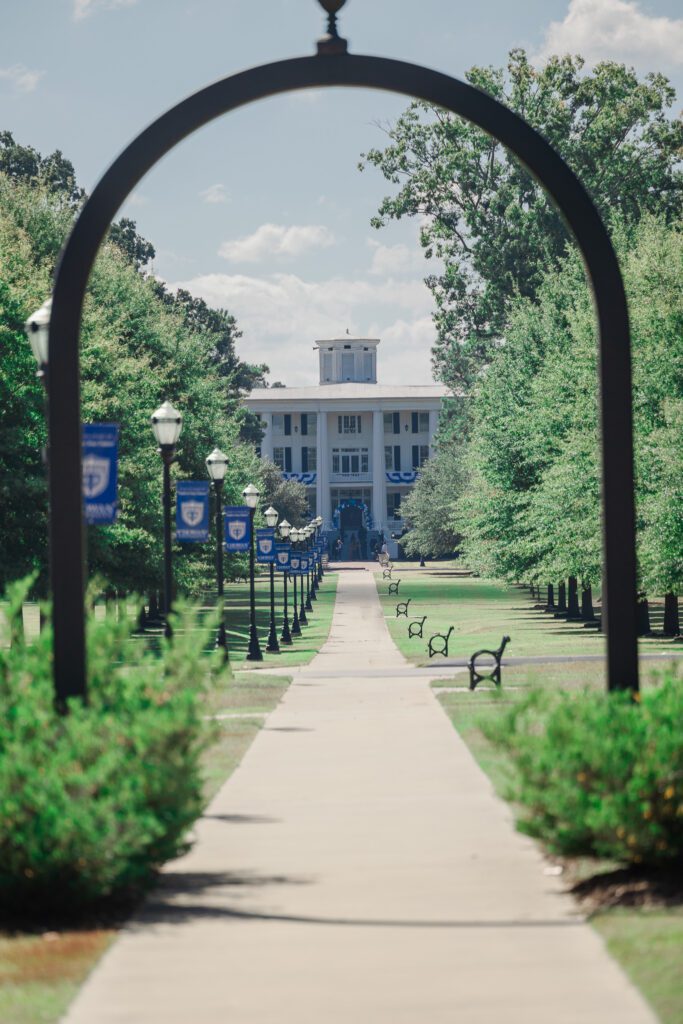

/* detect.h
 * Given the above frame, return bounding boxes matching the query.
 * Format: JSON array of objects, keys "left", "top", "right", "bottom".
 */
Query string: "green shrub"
[
  {"left": 482, "top": 666, "right": 683, "bottom": 866},
  {"left": 0, "top": 578, "right": 230, "bottom": 915}
]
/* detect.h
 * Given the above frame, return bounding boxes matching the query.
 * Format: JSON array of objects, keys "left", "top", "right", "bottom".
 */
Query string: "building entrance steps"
[{"left": 63, "top": 572, "right": 657, "bottom": 1024}]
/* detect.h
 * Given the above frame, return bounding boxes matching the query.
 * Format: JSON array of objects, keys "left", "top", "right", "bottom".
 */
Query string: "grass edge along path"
[
  {"left": 435, "top": 663, "right": 683, "bottom": 1024},
  {"left": 0, "top": 670, "right": 292, "bottom": 1024}
]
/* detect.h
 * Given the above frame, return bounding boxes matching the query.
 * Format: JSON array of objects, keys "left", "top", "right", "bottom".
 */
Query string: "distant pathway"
[{"left": 63, "top": 570, "right": 656, "bottom": 1023}]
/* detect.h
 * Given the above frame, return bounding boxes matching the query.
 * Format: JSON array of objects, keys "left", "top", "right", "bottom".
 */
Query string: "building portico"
[{"left": 245, "top": 337, "right": 447, "bottom": 552}]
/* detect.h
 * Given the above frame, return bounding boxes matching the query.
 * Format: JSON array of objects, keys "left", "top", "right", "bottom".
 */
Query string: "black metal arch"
[{"left": 48, "top": 52, "right": 638, "bottom": 700}]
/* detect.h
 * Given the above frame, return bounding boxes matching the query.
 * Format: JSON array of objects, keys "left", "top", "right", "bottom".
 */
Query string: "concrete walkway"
[{"left": 63, "top": 571, "right": 657, "bottom": 1023}]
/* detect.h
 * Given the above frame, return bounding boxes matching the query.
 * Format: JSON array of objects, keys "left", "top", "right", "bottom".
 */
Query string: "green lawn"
[
  {"left": 217, "top": 569, "right": 338, "bottom": 669},
  {"left": 374, "top": 565, "right": 681, "bottom": 664},
  {"left": 436, "top": 662, "right": 682, "bottom": 1024},
  {"left": 0, "top": 670, "right": 292, "bottom": 1024}
]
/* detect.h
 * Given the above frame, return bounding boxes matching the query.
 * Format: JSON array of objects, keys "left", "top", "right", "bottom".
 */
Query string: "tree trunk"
[
  {"left": 663, "top": 593, "right": 680, "bottom": 636},
  {"left": 555, "top": 581, "right": 567, "bottom": 615},
  {"left": 637, "top": 595, "right": 651, "bottom": 636},
  {"left": 567, "top": 576, "right": 581, "bottom": 618},
  {"left": 581, "top": 585, "right": 596, "bottom": 621},
  {"left": 148, "top": 591, "right": 160, "bottom": 624},
  {"left": 545, "top": 584, "right": 555, "bottom": 612}
]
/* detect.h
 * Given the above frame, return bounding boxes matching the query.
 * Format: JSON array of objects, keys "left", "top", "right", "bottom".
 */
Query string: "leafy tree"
[
  {"left": 0, "top": 130, "right": 84, "bottom": 206},
  {"left": 399, "top": 444, "right": 465, "bottom": 557},
  {"left": 360, "top": 51, "right": 683, "bottom": 392},
  {"left": 109, "top": 217, "right": 155, "bottom": 270},
  {"left": 258, "top": 459, "right": 310, "bottom": 528}
]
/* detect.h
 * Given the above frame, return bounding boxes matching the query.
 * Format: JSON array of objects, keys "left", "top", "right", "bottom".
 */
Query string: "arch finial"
[{"left": 316, "top": 0, "right": 348, "bottom": 55}]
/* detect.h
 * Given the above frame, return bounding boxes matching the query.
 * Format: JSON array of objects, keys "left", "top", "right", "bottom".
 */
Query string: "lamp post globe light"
[
  {"left": 206, "top": 447, "right": 229, "bottom": 657},
  {"left": 25, "top": 298, "right": 52, "bottom": 384},
  {"left": 289, "top": 527, "right": 302, "bottom": 637},
  {"left": 242, "top": 483, "right": 263, "bottom": 661},
  {"left": 151, "top": 400, "right": 182, "bottom": 639},
  {"left": 278, "top": 518, "right": 293, "bottom": 645},
  {"left": 264, "top": 505, "right": 280, "bottom": 654}
]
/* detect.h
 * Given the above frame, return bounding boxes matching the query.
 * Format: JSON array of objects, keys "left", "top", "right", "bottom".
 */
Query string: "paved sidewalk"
[{"left": 63, "top": 571, "right": 657, "bottom": 1023}]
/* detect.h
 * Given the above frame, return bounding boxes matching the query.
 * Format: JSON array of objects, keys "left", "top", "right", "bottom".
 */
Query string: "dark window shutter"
[
  {"left": 394, "top": 446, "right": 401, "bottom": 471},
  {"left": 301, "top": 414, "right": 308, "bottom": 436},
  {"left": 302, "top": 446, "right": 308, "bottom": 472},
  {"left": 393, "top": 412, "right": 400, "bottom": 434},
  {"left": 284, "top": 414, "right": 291, "bottom": 436},
  {"left": 285, "top": 447, "right": 292, "bottom": 472},
  {"left": 338, "top": 415, "right": 342, "bottom": 433},
  {"left": 411, "top": 412, "right": 418, "bottom": 433},
  {"left": 412, "top": 445, "right": 419, "bottom": 469},
  {"left": 357, "top": 415, "right": 361, "bottom": 432}
]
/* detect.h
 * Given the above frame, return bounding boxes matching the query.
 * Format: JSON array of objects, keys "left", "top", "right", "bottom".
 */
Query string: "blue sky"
[{"left": 2, "top": 0, "right": 682, "bottom": 385}]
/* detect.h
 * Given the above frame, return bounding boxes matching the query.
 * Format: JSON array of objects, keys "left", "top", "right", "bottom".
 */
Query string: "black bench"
[
  {"left": 428, "top": 626, "right": 454, "bottom": 658},
  {"left": 396, "top": 599, "right": 412, "bottom": 618},
  {"left": 387, "top": 579, "right": 401, "bottom": 596},
  {"left": 408, "top": 616, "right": 427, "bottom": 639},
  {"left": 382, "top": 567, "right": 393, "bottom": 580},
  {"left": 468, "top": 635, "right": 511, "bottom": 690}
]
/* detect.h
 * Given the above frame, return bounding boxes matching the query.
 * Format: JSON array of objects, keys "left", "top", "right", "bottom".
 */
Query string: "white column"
[
  {"left": 318, "top": 409, "right": 330, "bottom": 528},
  {"left": 260, "top": 412, "right": 273, "bottom": 462},
  {"left": 372, "top": 409, "right": 387, "bottom": 534},
  {"left": 429, "top": 408, "right": 439, "bottom": 457}
]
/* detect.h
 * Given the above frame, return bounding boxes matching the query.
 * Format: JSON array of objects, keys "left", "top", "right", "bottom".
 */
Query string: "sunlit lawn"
[{"left": 374, "top": 564, "right": 681, "bottom": 665}]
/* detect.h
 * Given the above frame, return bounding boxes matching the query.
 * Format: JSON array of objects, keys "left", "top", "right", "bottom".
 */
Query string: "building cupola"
[{"left": 314, "top": 335, "right": 380, "bottom": 386}]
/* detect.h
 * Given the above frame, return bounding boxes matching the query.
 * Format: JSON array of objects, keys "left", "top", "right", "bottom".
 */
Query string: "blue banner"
[
  {"left": 223, "top": 506, "right": 251, "bottom": 552},
  {"left": 288, "top": 552, "right": 302, "bottom": 576},
  {"left": 256, "top": 528, "right": 276, "bottom": 563},
  {"left": 176, "top": 480, "right": 209, "bottom": 542},
  {"left": 274, "top": 542, "right": 290, "bottom": 572},
  {"left": 300, "top": 556, "right": 309, "bottom": 574},
  {"left": 82, "top": 423, "right": 118, "bottom": 525}
]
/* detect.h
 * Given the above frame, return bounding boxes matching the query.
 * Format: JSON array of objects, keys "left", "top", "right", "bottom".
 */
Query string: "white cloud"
[
  {"left": 218, "top": 223, "right": 335, "bottom": 263},
  {"left": 199, "top": 183, "right": 229, "bottom": 205},
  {"left": 0, "top": 64, "right": 44, "bottom": 93},
  {"left": 73, "top": 0, "right": 139, "bottom": 21},
  {"left": 536, "top": 0, "right": 683, "bottom": 67},
  {"left": 367, "top": 240, "right": 424, "bottom": 277},
  {"left": 170, "top": 270, "right": 436, "bottom": 386}
]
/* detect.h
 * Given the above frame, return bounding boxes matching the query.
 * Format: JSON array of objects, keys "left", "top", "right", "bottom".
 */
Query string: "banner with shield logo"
[
  {"left": 274, "top": 542, "right": 290, "bottom": 572},
  {"left": 82, "top": 423, "right": 119, "bottom": 525},
  {"left": 176, "top": 480, "right": 209, "bottom": 542},
  {"left": 223, "top": 506, "right": 251, "bottom": 552},
  {"left": 256, "top": 528, "right": 276, "bottom": 563}
]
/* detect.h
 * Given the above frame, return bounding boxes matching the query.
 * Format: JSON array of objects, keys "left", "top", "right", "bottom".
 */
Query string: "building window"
[
  {"left": 302, "top": 446, "right": 317, "bottom": 472},
  {"left": 385, "top": 446, "right": 401, "bottom": 471},
  {"left": 362, "top": 352, "right": 374, "bottom": 380},
  {"left": 387, "top": 492, "right": 403, "bottom": 518},
  {"left": 301, "top": 412, "right": 317, "bottom": 436},
  {"left": 383, "top": 411, "right": 400, "bottom": 434},
  {"left": 338, "top": 414, "right": 361, "bottom": 434},
  {"left": 322, "top": 353, "right": 333, "bottom": 381},
  {"left": 341, "top": 352, "right": 354, "bottom": 380},
  {"left": 272, "top": 414, "right": 291, "bottom": 435},
  {"left": 411, "top": 411, "right": 431, "bottom": 433},
  {"left": 273, "top": 447, "right": 292, "bottom": 472},
  {"left": 411, "top": 444, "right": 430, "bottom": 469},
  {"left": 332, "top": 447, "right": 369, "bottom": 475}
]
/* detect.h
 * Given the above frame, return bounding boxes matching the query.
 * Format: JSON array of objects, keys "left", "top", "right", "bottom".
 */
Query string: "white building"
[{"left": 244, "top": 336, "right": 447, "bottom": 557}]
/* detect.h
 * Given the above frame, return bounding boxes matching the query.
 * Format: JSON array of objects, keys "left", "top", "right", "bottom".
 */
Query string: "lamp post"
[
  {"left": 289, "top": 527, "right": 302, "bottom": 635},
  {"left": 278, "top": 518, "right": 293, "bottom": 645},
  {"left": 151, "top": 400, "right": 182, "bottom": 639},
  {"left": 315, "top": 515, "right": 324, "bottom": 581},
  {"left": 296, "top": 528, "right": 308, "bottom": 626},
  {"left": 264, "top": 504, "right": 280, "bottom": 654},
  {"left": 242, "top": 482, "right": 263, "bottom": 661},
  {"left": 206, "top": 447, "right": 229, "bottom": 656},
  {"left": 304, "top": 525, "right": 315, "bottom": 608}
]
